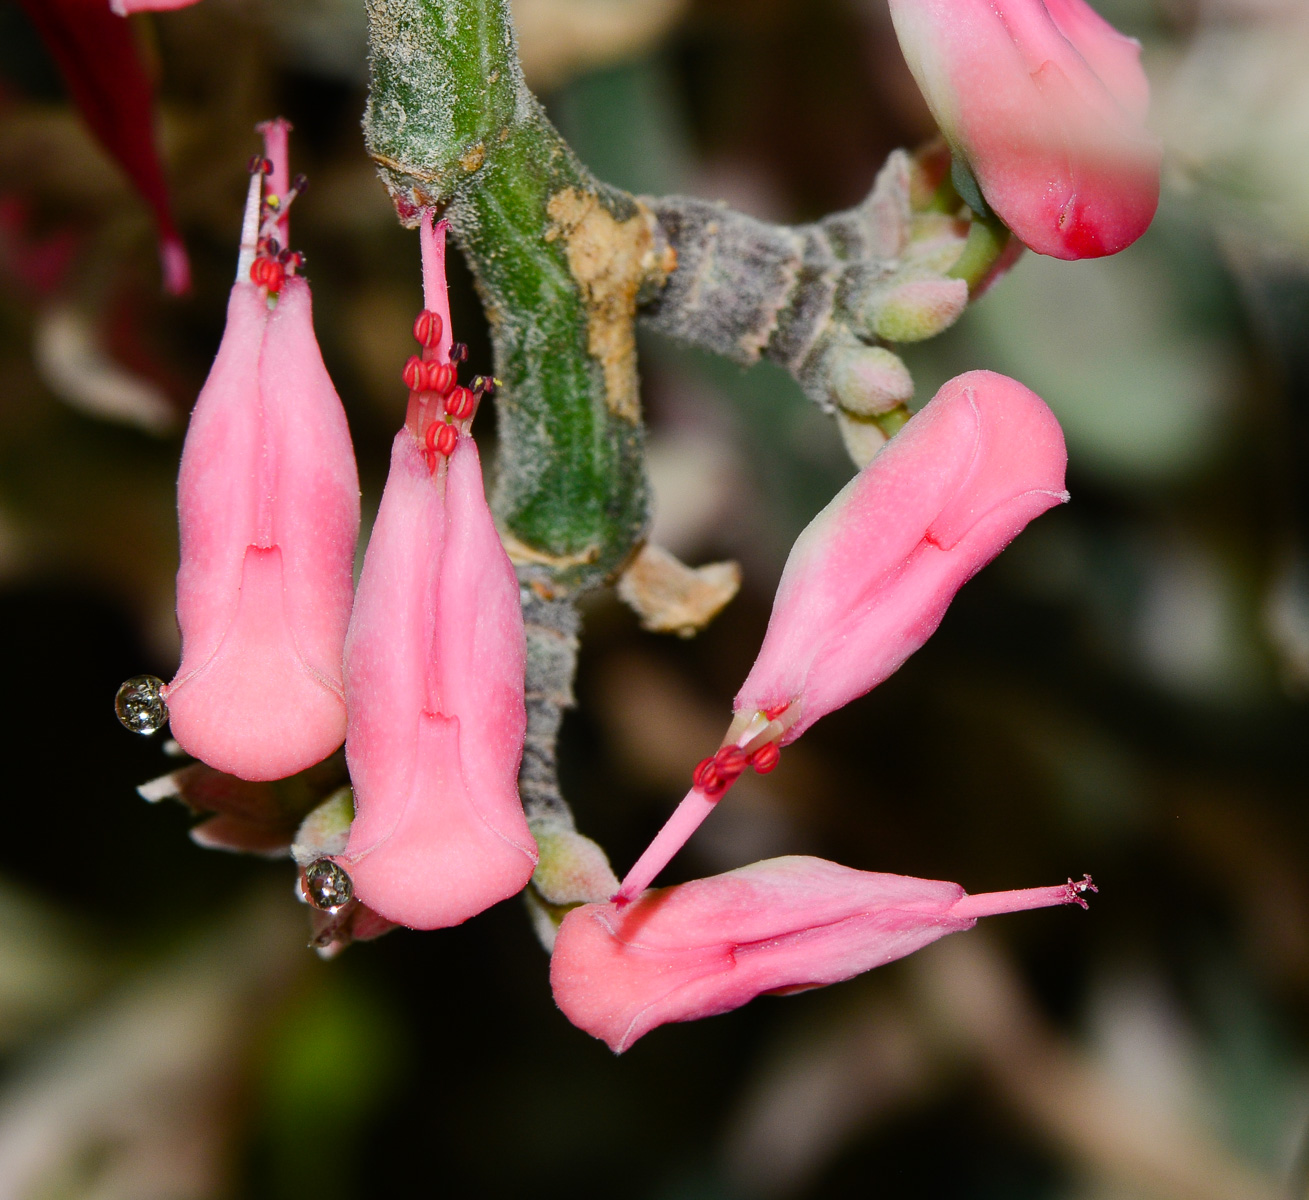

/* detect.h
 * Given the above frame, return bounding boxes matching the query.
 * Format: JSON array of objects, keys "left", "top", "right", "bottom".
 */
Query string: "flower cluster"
[
  {"left": 114, "top": 0, "right": 1159, "bottom": 1037},
  {"left": 546, "top": 370, "right": 1080, "bottom": 1049},
  {"left": 155, "top": 123, "right": 534, "bottom": 933}
]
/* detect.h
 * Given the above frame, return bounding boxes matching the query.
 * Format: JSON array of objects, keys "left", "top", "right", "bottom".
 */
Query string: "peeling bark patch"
[
  {"left": 546, "top": 188, "right": 671, "bottom": 423},
  {"left": 502, "top": 530, "right": 601, "bottom": 572}
]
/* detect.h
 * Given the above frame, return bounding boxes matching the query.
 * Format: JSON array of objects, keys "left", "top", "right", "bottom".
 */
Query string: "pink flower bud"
[
  {"left": 166, "top": 130, "right": 360, "bottom": 782},
  {"left": 336, "top": 214, "right": 536, "bottom": 930},
  {"left": 553, "top": 856, "right": 1095, "bottom": 1051},
  {"left": 737, "top": 369, "right": 1067, "bottom": 739},
  {"left": 615, "top": 370, "right": 1066, "bottom": 901},
  {"left": 888, "top": 0, "right": 1161, "bottom": 259}
]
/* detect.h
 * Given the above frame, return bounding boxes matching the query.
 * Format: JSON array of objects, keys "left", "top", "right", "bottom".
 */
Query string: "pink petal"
[
  {"left": 736, "top": 370, "right": 1068, "bottom": 740},
  {"left": 341, "top": 433, "right": 536, "bottom": 928},
  {"left": 167, "top": 279, "right": 360, "bottom": 781},
  {"left": 888, "top": 0, "right": 1160, "bottom": 258},
  {"left": 554, "top": 856, "right": 1085, "bottom": 1051}
]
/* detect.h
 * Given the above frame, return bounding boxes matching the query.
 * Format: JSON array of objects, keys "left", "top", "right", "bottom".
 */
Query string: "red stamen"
[
  {"left": 749, "top": 743, "right": 781, "bottom": 774},
  {"left": 429, "top": 422, "right": 458, "bottom": 456},
  {"left": 427, "top": 362, "right": 457, "bottom": 396},
  {"left": 263, "top": 260, "right": 285, "bottom": 293},
  {"left": 714, "top": 745, "right": 748, "bottom": 781},
  {"left": 692, "top": 756, "right": 723, "bottom": 796},
  {"left": 422, "top": 448, "right": 437, "bottom": 473},
  {"left": 445, "top": 386, "right": 475, "bottom": 420},
  {"left": 413, "top": 309, "right": 444, "bottom": 349},
  {"left": 764, "top": 702, "right": 791, "bottom": 720},
  {"left": 449, "top": 342, "right": 469, "bottom": 364},
  {"left": 403, "top": 356, "right": 426, "bottom": 392}
]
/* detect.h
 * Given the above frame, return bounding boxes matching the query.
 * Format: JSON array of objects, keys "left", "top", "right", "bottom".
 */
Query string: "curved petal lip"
[{"left": 166, "top": 546, "right": 346, "bottom": 780}]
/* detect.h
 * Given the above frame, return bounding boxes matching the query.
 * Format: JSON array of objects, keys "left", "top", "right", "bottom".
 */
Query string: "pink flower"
[
  {"left": 553, "top": 856, "right": 1095, "bottom": 1051},
  {"left": 335, "top": 213, "right": 537, "bottom": 930},
  {"left": 616, "top": 370, "right": 1067, "bottom": 900},
  {"left": 165, "top": 122, "right": 360, "bottom": 781},
  {"left": 17, "top": 0, "right": 190, "bottom": 293},
  {"left": 888, "top": 0, "right": 1161, "bottom": 259}
]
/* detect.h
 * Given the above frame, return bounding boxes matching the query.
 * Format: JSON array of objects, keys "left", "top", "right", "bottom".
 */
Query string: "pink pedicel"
[
  {"left": 18, "top": 0, "right": 191, "bottom": 293},
  {"left": 616, "top": 371, "right": 1067, "bottom": 900},
  {"left": 165, "top": 122, "right": 360, "bottom": 781},
  {"left": 554, "top": 856, "right": 1096, "bottom": 1052},
  {"left": 887, "top": 0, "right": 1160, "bottom": 259},
  {"left": 337, "top": 212, "right": 536, "bottom": 930}
]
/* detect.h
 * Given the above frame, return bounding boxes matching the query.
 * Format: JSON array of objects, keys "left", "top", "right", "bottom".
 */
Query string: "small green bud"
[
  {"left": 828, "top": 345, "right": 914, "bottom": 416},
  {"left": 869, "top": 277, "right": 968, "bottom": 343}
]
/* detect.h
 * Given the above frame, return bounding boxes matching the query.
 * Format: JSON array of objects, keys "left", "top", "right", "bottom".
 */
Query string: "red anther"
[
  {"left": 249, "top": 258, "right": 269, "bottom": 287},
  {"left": 430, "top": 422, "right": 458, "bottom": 456},
  {"left": 422, "top": 448, "right": 437, "bottom": 473},
  {"left": 449, "top": 341, "right": 469, "bottom": 364},
  {"left": 427, "top": 362, "right": 457, "bottom": 396},
  {"left": 749, "top": 743, "right": 781, "bottom": 774},
  {"left": 692, "top": 756, "right": 724, "bottom": 797},
  {"left": 763, "top": 702, "right": 790, "bottom": 720},
  {"left": 290, "top": 173, "right": 309, "bottom": 195},
  {"left": 424, "top": 422, "right": 439, "bottom": 451},
  {"left": 262, "top": 261, "right": 285, "bottom": 293},
  {"left": 248, "top": 155, "right": 273, "bottom": 175},
  {"left": 403, "top": 355, "right": 426, "bottom": 392},
  {"left": 714, "top": 745, "right": 748, "bottom": 780},
  {"left": 283, "top": 250, "right": 305, "bottom": 274},
  {"left": 413, "top": 309, "right": 444, "bottom": 349},
  {"left": 262, "top": 236, "right": 282, "bottom": 258},
  {"left": 445, "top": 386, "right": 475, "bottom": 420}
]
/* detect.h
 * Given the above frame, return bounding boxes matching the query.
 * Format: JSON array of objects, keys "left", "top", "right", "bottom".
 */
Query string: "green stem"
[
  {"left": 364, "top": 0, "right": 667, "bottom": 594},
  {"left": 948, "top": 209, "right": 1013, "bottom": 293}
]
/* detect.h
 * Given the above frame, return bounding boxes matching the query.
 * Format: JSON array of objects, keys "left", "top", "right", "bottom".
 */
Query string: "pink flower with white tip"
[
  {"left": 553, "top": 856, "right": 1097, "bottom": 1052},
  {"left": 165, "top": 120, "right": 360, "bottom": 782},
  {"left": 336, "top": 212, "right": 537, "bottom": 930},
  {"left": 888, "top": 0, "right": 1161, "bottom": 259},
  {"left": 616, "top": 370, "right": 1068, "bottom": 901}
]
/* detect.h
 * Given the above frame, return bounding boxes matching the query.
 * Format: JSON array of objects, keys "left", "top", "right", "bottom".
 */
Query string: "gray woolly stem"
[{"left": 519, "top": 587, "right": 580, "bottom": 831}]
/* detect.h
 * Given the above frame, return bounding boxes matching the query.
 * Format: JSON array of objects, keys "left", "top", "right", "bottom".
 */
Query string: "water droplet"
[
  {"left": 115, "top": 675, "right": 169, "bottom": 735},
  {"left": 304, "top": 858, "right": 353, "bottom": 911}
]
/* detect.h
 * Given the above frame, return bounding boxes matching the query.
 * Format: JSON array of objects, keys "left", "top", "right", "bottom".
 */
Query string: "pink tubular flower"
[
  {"left": 336, "top": 212, "right": 537, "bottom": 930},
  {"left": 554, "top": 856, "right": 1096, "bottom": 1051},
  {"left": 165, "top": 121, "right": 360, "bottom": 782},
  {"left": 616, "top": 370, "right": 1067, "bottom": 900},
  {"left": 887, "top": 0, "right": 1161, "bottom": 259},
  {"left": 17, "top": 0, "right": 190, "bottom": 293}
]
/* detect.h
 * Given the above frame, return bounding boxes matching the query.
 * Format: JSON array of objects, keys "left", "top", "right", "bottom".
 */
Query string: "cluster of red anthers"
[
  {"left": 403, "top": 309, "right": 496, "bottom": 474},
  {"left": 692, "top": 741, "right": 781, "bottom": 799},
  {"left": 246, "top": 155, "right": 306, "bottom": 297}
]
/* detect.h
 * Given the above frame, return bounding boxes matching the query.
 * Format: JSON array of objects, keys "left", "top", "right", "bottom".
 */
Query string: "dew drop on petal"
[
  {"left": 304, "top": 858, "right": 353, "bottom": 911},
  {"left": 115, "top": 675, "right": 169, "bottom": 735}
]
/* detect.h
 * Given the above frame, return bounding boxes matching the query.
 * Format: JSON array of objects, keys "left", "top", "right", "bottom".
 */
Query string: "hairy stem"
[{"left": 365, "top": 0, "right": 671, "bottom": 596}]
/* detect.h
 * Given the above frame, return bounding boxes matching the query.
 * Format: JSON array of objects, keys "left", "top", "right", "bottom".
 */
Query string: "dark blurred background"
[{"left": 1, "top": 0, "right": 1307, "bottom": 1196}]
